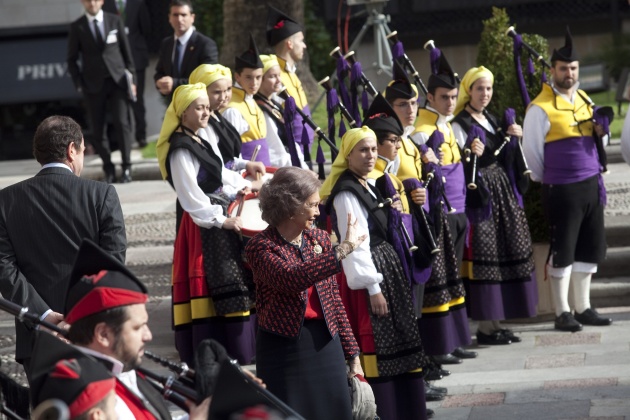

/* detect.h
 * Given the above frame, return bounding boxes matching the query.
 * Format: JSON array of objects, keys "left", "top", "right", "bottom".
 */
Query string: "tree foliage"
[
  {"left": 477, "top": 7, "right": 550, "bottom": 243},
  {"left": 193, "top": 0, "right": 224, "bottom": 49},
  {"left": 591, "top": 33, "right": 630, "bottom": 82}
]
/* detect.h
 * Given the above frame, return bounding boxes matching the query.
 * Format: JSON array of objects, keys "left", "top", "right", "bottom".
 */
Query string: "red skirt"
[{"left": 171, "top": 212, "right": 256, "bottom": 365}]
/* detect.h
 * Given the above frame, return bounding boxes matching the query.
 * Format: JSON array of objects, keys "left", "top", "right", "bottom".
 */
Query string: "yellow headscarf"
[
  {"left": 259, "top": 54, "right": 280, "bottom": 75},
  {"left": 189, "top": 64, "right": 232, "bottom": 87},
  {"left": 156, "top": 83, "right": 209, "bottom": 179},
  {"left": 320, "top": 126, "right": 377, "bottom": 200},
  {"left": 454, "top": 66, "right": 494, "bottom": 116}
]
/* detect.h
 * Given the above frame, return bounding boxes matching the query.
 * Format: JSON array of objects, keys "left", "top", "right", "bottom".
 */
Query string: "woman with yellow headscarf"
[
  {"left": 451, "top": 66, "right": 537, "bottom": 346},
  {"left": 321, "top": 127, "right": 430, "bottom": 420},
  {"left": 159, "top": 83, "right": 257, "bottom": 367},
  {"left": 190, "top": 64, "right": 265, "bottom": 194}
]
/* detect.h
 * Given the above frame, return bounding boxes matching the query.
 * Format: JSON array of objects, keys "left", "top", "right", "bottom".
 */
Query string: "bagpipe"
[
  {"left": 375, "top": 174, "right": 437, "bottom": 283},
  {"left": 386, "top": 31, "right": 429, "bottom": 97},
  {"left": 278, "top": 87, "right": 339, "bottom": 179}
]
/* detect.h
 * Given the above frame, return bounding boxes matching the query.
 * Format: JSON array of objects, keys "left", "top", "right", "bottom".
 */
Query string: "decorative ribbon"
[
  {"left": 512, "top": 33, "right": 531, "bottom": 108},
  {"left": 282, "top": 95, "right": 303, "bottom": 168}
]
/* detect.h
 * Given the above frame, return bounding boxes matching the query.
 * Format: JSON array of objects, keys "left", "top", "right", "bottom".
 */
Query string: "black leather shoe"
[
  {"left": 554, "top": 312, "right": 583, "bottom": 332},
  {"left": 452, "top": 346, "right": 478, "bottom": 359},
  {"left": 433, "top": 353, "right": 462, "bottom": 365},
  {"left": 425, "top": 365, "right": 450, "bottom": 381},
  {"left": 137, "top": 138, "right": 147, "bottom": 148},
  {"left": 427, "top": 408, "right": 435, "bottom": 418},
  {"left": 574, "top": 308, "right": 612, "bottom": 326},
  {"left": 476, "top": 330, "right": 511, "bottom": 345},
  {"left": 500, "top": 329, "right": 522, "bottom": 343},
  {"left": 120, "top": 169, "right": 132, "bottom": 183},
  {"left": 424, "top": 381, "right": 446, "bottom": 402}
]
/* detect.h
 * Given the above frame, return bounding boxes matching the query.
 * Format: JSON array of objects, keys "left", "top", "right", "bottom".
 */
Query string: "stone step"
[
  {"left": 606, "top": 144, "right": 624, "bottom": 164},
  {"left": 591, "top": 277, "right": 630, "bottom": 308},
  {"left": 604, "top": 215, "right": 630, "bottom": 248},
  {"left": 594, "top": 246, "right": 630, "bottom": 279}
]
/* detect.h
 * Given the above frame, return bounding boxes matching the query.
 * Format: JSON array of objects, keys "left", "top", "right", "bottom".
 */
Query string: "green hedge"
[{"left": 477, "top": 7, "right": 549, "bottom": 244}]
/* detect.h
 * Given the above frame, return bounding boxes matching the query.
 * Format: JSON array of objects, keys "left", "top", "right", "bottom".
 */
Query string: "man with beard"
[
  {"left": 523, "top": 28, "right": 611, "bottom": 332},
  {"left": 64, "top": 239, "right": 209, "bottom": 419}
]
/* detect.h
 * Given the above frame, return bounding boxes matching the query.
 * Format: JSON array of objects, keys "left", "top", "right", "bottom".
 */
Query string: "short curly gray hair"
[{"left": 259, "top": 167, "right": 321, "bottom": 227}]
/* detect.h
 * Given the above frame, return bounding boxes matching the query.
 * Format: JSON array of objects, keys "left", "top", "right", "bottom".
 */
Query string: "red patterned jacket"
[{"left": 245, "top": 227, "right": 359, "bottom": 358}]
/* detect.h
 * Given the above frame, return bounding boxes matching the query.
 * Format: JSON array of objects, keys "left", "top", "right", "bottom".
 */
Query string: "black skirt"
[{"left": 256, "top": 320, "right": 352, "bottom": 420}]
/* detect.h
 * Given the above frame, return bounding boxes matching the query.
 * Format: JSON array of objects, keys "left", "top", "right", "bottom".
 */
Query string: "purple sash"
[
  {"left": 543, "top": 137, "right": 600, "bottom": 184},
  {"left": 441, "top": 163, "right": 466, "bottom": 214},
  {"left": 240, "top": 138, "right": 271, "bottom": 166},
  {"left": 291, "top": 105, "right": 315, "bottom": 149}
]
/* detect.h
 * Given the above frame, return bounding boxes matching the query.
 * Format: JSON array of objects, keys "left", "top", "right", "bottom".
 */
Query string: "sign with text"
[{"left": 0, "top": 36, "right": 80, "bottom": 105}]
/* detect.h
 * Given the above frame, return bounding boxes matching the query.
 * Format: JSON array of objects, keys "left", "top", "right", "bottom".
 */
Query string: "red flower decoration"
[{"left": 274, "top": 20, "right": 285, "bottom": 29}]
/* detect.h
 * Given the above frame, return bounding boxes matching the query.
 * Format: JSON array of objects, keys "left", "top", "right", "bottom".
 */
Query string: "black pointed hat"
[
  {"left": 428, "top": 52, "right": 458, "bottom": 91},
  {"left": 551, "top": 26, "right": 579, "bottom": 62},
  {"left": 385, "top": 58, "right": 417, "bottom": 101},
  {"left": 362, "top": 93, "right": 404, "bottom": 137},
  {"left": 64, "top": 239, "right": 148, "bottom": 324},
  {"left": 266, "top": 6, "right": 303, "bottom": 47},
  {"left": 30, "top": 332, "right": 116, "bottom": 418},
  {"left": 235, "top": 34, "right": 263, "bottom": 70}
]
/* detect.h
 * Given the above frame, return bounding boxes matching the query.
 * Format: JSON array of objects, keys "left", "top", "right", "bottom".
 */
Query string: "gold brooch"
[{"left": 313, "top": 240, "right": 322, "bottom": 254}]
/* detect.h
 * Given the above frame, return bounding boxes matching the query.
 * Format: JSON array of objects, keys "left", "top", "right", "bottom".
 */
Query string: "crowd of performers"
[{"left": 152, "top": 6, "right": 615, "bottom": 419}]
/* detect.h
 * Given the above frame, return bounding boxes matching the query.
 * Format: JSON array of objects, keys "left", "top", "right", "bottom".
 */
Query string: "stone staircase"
[{"left": 592, "top": 143, "right": 630, "bottom": 308}]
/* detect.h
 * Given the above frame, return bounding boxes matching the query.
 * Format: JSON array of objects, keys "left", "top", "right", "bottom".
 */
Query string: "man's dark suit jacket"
[
  {"left": 67, "top": 11, "right": 136, "bottom": 94},
  {"left": 154, "top": 30, "right": 218, "bottom": 94},
  {"left": 103, "top": 0, "right": 151, "bottom": 70},
  {"left": 0, "top": 167, "right": 127, "bottom": 361}
]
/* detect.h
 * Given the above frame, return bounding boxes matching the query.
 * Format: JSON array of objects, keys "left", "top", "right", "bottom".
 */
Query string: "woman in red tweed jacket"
[{"left": 245, "top": 167, "right": 366, "bottom": 420}]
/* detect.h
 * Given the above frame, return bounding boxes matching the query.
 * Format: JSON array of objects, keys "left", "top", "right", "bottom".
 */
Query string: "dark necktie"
[
  {"left": 173, "top": 40, "right": 183, "bottom": 78},
  {"left": 93, "top": 19, "right": 104, "bottom": 49}
]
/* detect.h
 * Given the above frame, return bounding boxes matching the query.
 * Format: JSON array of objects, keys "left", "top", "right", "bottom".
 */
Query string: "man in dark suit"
[
  {"left": 103, "top": 0, "right": 151, "bottom": 148},
  {"left": 67, "top": 0, "right": 136, "bottom": 183},
  {"left": 0, "top": 116, "right": 126, "bottom": 377},
  {"left": 154, "top": 0, "right": 218, "bottom": 100}
]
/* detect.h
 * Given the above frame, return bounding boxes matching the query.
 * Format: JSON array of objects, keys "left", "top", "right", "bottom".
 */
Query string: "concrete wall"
[{"left": 0, "top": 0, "right": 82, "bottom": 29}]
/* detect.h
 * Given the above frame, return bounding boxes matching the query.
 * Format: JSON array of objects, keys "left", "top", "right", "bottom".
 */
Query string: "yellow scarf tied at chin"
[
  {"left": 189, "top": 64, "right": 232, "bottom": 87},
  {"left": 156, "top": 83, "right": 209, "bottom": 179},
  {"left": 320, "top": 126, "right": 377, "bottom": 201},
  {"left": 454, "top": 66, "right": 494, "bottom": 116}
]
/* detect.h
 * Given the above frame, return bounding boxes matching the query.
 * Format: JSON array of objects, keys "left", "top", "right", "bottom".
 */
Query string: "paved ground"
[{"left": 1, "top": 149, "right": 630, "bottom": 419}]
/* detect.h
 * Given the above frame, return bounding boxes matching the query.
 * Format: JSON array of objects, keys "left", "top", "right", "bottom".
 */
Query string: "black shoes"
[
  {"left": 499, "top": 329, "right": 522, "bottom": 343},
  {"left": 574, "top": 308, "right": 612, "bottom": 326},
  {"left": 425, "top": 365, "right": 451, "bottom": 381},
  {"left": 452, "top": 347, "right": 478, "bottom": 359},
  {"left": 554, "top": 312, "right": 583, "bottom": 332},
  {"left": 427, "top": 408, "right": 434, "bottom": 418},
  {"left": 121, "top": 169, "right": 133, "bottom": 183},
  {"left": 476, "top": 330, "right": 512, "bottom": 345},
  {"left": 137, "top": 138, "right": 147, "bottom": 148},
  {"left": 424, "top": 380, "right": 447, "bottom": 402},
  {"left": 433, "top": 353, "right": 462, "bottom": 365}
]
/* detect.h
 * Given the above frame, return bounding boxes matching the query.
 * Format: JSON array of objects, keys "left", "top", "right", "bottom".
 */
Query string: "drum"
[
  {"left": 244, "top": 166, "right": 277, "bottom": 183},
  {"left": 227, "top": 193, "right": 268, "bottom": 239}
]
